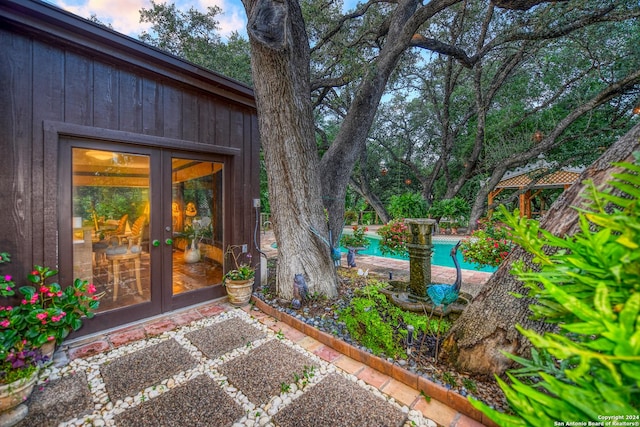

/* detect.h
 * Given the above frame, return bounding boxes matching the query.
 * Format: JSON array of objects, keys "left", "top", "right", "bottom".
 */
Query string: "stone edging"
[{"left": 251, "top": 296, "right": 499, "bottom": 427}]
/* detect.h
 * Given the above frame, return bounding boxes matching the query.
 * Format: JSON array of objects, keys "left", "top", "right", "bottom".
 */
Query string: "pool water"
[{"left": 341, "top": 235, "right": 497, "bottom": 273}]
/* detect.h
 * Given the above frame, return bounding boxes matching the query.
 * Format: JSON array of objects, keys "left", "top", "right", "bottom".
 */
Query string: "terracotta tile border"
[{"left": 252, "top": 296, "right": 493, "bottom": 426}]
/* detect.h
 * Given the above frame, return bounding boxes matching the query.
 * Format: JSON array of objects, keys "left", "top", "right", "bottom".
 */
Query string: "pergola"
[{"left": 488, "top": 159, "right": 584, "bottom": 218}]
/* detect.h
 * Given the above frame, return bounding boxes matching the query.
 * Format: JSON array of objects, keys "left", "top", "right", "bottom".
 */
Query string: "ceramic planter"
[
  {"left": 184, "top": 241, "right": 200, "bottom": 263},
  {"left": 0, "top": 369, "right": 38, "bottom": 426},
  {"left": 225, "top": 279, "right": 254, "bottom": 306}
]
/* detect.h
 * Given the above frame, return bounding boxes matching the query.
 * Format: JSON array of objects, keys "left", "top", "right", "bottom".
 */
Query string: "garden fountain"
[{"left": 381, "top": 218, "right": 472, "bottom": 318}]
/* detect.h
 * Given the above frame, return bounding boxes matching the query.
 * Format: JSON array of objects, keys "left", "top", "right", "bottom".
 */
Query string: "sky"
[{"left": 44, "top": 0, "right": 249, "bottom": 39}]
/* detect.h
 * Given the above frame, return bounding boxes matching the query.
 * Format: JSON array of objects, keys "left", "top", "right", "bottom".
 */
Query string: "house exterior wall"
[{"left": 0, "top": 1, "right": 260, "bottom": 295}]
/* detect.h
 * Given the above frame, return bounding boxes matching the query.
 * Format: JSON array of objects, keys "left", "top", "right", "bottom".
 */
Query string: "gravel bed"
[
  {"left": 113, "top": 374, "right": 244, "bottom": 427},
  {"left": 20, "top": 309, "right": 437, "bottom": 426},
  {"left": 186, "top": 316, "right": 266, "bottom": 359},
  {"left": 219, "top": 339, "right": 318, "bottom": 405},
  {"left": 18, "top": 371, "right": 93, "bottom": 427},
  {"left": 255, "top": 272, "right": 509, "bottom": 413},
  {"left": 100, "top": 338, "right": 198, "bottom": 401},
  {"left": 273, "top": 372, "right": 406, "bottom": 427}
]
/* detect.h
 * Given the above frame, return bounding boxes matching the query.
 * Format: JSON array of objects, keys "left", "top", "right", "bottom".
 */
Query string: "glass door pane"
[
  {"left": 171, "top": 158, "right": 224, "bottom": 295},
  {"left": 72, "top": 148, "right": 151, "bottom": 312}
]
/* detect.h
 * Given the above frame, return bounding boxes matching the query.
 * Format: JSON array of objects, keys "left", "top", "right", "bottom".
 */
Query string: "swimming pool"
[{"left": 341, "top": 235, "right": 497, "bottom": 273}]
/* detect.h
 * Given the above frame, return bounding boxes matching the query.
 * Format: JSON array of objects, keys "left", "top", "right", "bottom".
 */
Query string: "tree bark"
[
  {"left": 440, "top": 122, "right": 640, "bottom": 377},
  {"left": 319, "top": 0, "right": 459, "bottom": 242},
  {"left": 243, "top": 0, "right": 338, "bottom": 298}
]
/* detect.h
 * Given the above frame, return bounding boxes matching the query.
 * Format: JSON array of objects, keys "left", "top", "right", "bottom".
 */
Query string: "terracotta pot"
[
  {"left": 225, "top": 279, "right": 254, "bottom": 306},
  {"left": 40, "top": 341, "right": 55, "bottom": 362},
  {"left": 0, "top": 369, "right": 38, "bottom": 413}
]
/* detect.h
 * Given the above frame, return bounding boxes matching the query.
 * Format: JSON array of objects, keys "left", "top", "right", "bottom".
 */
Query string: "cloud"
[
  {"left": 197, "top": 0, "right": 247, "bottom": 37},
  {"left": 47, "top": 0, "right": 248, "bottom": 39}
]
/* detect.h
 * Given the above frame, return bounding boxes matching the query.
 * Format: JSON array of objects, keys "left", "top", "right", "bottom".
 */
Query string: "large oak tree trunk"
[
  {"left": 440, "top": 122, "right": 640, "bottom": 377},
  {"left": 243, "top": 0, "right": 338, "bottom": 298}
]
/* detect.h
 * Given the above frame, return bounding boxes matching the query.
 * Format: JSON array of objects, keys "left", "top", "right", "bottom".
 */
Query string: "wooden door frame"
[
  {"left": 161, "top": 150, "right": 231, "bottom": 312},
  {"left": 47, "top": 121, "right": 240, "bottom": 335}
]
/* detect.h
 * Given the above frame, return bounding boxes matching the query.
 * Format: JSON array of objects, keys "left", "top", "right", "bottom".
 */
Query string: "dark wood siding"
[{"left": 0, "top": 1, "right": 259, "bottom": 293}]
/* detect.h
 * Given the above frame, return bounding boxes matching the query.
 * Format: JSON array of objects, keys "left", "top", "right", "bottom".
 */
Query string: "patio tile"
[
  {"left": 413, "top": 394, "right": 458, "bottom": 427},
  {"left": 452, "top": 413, "right": 487, "bottom": 427},
  {"left": 296, "top": 336, "right": 323, "bottom": 353},
  {"left": 270, "top": 321, "right": 307, "bottom": 342},
  {"left": 313, "top": 345, "right": 342, "bottom": 362},
  {"left": 68, "top": 339, "right": 111, "bottom": 360},
  {"left": 333, "top": 355, "right": 365, "bottom": 375},
  {"left": 356, "top": 366, "right": 391, "bottom": 389},
  {"left": 380, "top": 378, "right": 420, "bottom": 407},
  {"left": 108, "top": 327, "right": 146, "bottom": 348},
  {"left": 197, "top": 303, "right": 226, "bottom": 317},
  {"left": 143, "top": 319, "right": 177, "bottom": 336},
  {"left": 172, "top": 310, "right": 204, "bottom": 326}
]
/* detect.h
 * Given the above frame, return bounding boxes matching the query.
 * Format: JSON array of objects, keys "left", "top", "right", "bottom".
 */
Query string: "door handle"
[
  {"left": 152, "top": 240, "right": 160, "bottom": 247},
  {"left": 165, "top": 238, "right": 173, "bottom": 245}
]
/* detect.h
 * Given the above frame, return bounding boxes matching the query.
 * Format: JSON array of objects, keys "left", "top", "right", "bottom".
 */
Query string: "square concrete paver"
[
  {"left": 19, "top": 371, "right": 93, "bottom": 426},
  {"left": 114, "top": 374, "right": 243, "bottom": 427},
  {"left": 186, "top": 317, "right": 266, "bottom": 359},
  {"left": 101, "top": 338, "right": 198, "bottom": 401},
  {"left": 273, "top": 373, "right": 406, "bottom": 427},
  {"left": 219, "top": 339, "right": 317, "bottom": 405}
]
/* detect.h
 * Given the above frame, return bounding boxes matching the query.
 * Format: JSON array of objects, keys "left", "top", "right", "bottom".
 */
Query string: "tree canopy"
[{"left": 130, "top": 0, "right": 640, "bottom": 300}]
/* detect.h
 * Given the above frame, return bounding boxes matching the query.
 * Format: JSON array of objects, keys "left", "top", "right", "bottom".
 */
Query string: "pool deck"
[{"left": 259, "top": 227, "right": 492, "bottom": 297}]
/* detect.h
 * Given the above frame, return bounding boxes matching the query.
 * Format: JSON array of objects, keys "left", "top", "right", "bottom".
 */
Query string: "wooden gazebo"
[{"left": 488, "top": 159, "right": 584, "bottom": 218}]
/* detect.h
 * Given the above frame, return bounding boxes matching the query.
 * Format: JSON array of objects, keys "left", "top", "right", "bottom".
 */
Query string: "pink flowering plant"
[
  {"left": 0, "top": 252, "right": 101, "bottom": 353},
  {"left": 459, "top": 222, "right": 513, "bottom": 269},
  {"left": 377, "top": 219, "right": 410, "bottom": 256}
]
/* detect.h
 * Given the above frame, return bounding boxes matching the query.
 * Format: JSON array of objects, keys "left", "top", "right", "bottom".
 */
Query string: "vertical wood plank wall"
[{"left": 0, "top": 25, "right": 259, "bottom": 283}]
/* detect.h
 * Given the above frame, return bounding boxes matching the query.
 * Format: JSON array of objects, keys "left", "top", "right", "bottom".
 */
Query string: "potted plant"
[
  {"left": 0, "top": 340, "right": 47, "bottom": 418},
  {"left": 176, "top": 217, "right": 212, "bottom": 263},
  {"left": 0, "top": 253, "right": 102, "bottom": 358},
  {"left": 223, "top": 245, "right": 255, "bottom": 306},
  {"left": 0, "top": 251, "right": 98, "bottom": 423}
]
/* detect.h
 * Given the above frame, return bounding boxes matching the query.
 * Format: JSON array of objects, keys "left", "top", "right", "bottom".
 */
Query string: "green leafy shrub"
[
  {"left": 344, "top": 210, "right": 358, "bottom": 224},
  {"left": 429, "top": 197, "right": 470, "bottom": 226},
  {"left": 459, "top": 225, "right": 513, "bottom": 268},
  {"left": 471, "top": 153, "right": 640, "bottom": 425},
  {"left": 340, "top": 225, "right": 370, "bottom": 248},
  {"left": 377, "top": 219, "right": 410, "bottom": 256},
  {"left": 388, "top": 192, "right": 428, "bottom": 219},
  {"left": 337, "top": 282, "right": 449, "bottom": 358}
]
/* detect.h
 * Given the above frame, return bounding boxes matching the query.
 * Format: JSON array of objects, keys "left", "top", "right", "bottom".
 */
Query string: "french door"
[{"left": 61, "top": 141, "right": 227, "bottom": 332}]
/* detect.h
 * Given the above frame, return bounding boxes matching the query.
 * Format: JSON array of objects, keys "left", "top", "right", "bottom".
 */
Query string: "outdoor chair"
[
  {"left": 92, "top": 214, "right": 128, "bottom": 266},
  {"left": 105, "top": 215, "right": 146, "bottom": 301}
]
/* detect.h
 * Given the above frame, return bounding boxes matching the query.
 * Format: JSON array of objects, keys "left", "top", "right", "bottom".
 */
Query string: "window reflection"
[
  {"left": 72, "top": 148, "right": 151, "bottom": 312},
  {"left": 172, "top": 159, "right": 224, "bottom": 294}
]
